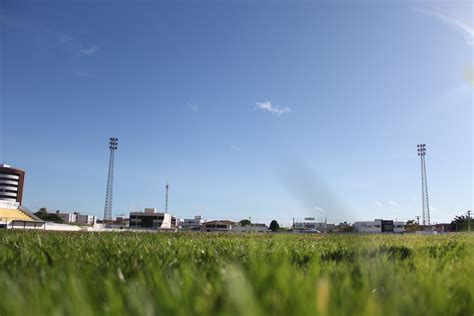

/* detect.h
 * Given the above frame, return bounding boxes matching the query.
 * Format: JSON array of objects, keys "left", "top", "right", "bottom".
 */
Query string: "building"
[
  {"left": 202, "top": 220, "right": 235, "bottom": 232},
  {"left": 0, "top": 200, "right": 44, "bottom": 229},
  {"left": 0, "top": 164, "right": 25, "bottom": 204},
  {"left": 293, "top": 218, "right": 336, "bottom": 233},
  {"left": 171, "top": 216, "right": 181, "bottom": 228},
  {"left": 55, "top": 211, "right": 77, "bottom": 223},
  {"left": 233, "top": 223, "right": 269, "bottom": 233},
  {"left": 129, "top": 208, "right": 172, "bottom": 229},
  {"left": 353, "top": 219, "right": 405, "bottom": 233},
  {"left": 433, "top": 223, "right": 451, "bottom": 233},
  {"left": 76, "top": 213, "right": 96, "bottom": 225},
  {"left": 182, "top": 216, "right": 204, "bottom": 231}
]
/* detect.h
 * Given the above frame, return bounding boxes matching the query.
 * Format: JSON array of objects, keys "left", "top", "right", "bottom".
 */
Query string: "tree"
[
  {"left": 239, "top": 219, "right": 251, "bottom": 226},
  {"left": 450, "top": 214, "right": 471, "bottom": 232},
  {"left": 405, "top": 220, "right": 420, "bottom": 233},
  {"left": 34, "top": 208, "right": 64, "bottom": 223},
  {"left": 269, "top": 220, "right": 280, "bottom": 232}
]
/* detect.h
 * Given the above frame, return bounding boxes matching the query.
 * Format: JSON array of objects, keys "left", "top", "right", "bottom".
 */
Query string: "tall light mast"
[
  {"left": 103, "top": 137, "right": 118, "bottom": 221},
  {"left": 417, "top": 144, "right": 430, "bottom": 226},
  {"left": 165, "top": 182, "right": 169, "bottom": 213}
]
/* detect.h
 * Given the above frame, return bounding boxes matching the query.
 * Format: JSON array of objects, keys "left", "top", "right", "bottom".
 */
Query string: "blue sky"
[{"left": 1, "top": 0, "right": 472, "bottom": 225}]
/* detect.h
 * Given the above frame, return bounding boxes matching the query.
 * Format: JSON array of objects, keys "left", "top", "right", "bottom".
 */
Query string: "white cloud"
[
  {"left": 256, "top": 101, "right": 291, "bottom": 116},
  {"left": 188, "top": 102, "right": 199, "bottom": 113},
  {"left": 313, "top": 206, "right": 326, "bottom": 213},
  {"left": 0, "top": 15, "right": 100, "bottom": 56},
  {"left": 388, "top": 200, "right": 400, "bottom": 207},
  {"left": 230, "top": 145, "right": 241, "bottom": 152},
  {"left": 416, "top": 7, "right": 474, "bottom": 46},
  {"left": 79, "top": 46, "right": 99, "bottom": 56},
  {"left": 375, "top": 201, "right": 383, "bottom": 207}
]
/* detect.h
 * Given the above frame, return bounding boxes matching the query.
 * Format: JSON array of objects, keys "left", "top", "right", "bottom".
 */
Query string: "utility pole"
[
  {"left": 416, "top": 216, "right": 420, "bottom": 225},
  {"left": 468, "top": 210, "right": 471, "bottom": 232},
  {"left": 103, "top": 137, "right": 118, "bottom": 221}
]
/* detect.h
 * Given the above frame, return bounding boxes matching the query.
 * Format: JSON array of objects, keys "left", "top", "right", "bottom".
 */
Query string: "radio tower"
[
  {"left": 165, "top": 182, "right": 169, "bottom": 213},
  {"left": 417, "top": 144, "right": 430, "bottom": 226},
  {"left": 103, "top": 137, "right": 118, "bottom": 221}
]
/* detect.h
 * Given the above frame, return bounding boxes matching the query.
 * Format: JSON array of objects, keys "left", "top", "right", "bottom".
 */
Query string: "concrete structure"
[
  {"left": 0, "top": 200, "right": 44, "bottom": 229},
  {"left": 52, "top": 211, "right": 97, "bottom": 225},
  {"left": 293, "top": 218, "right": 336, "bottom": 233},
  {"left": 0, "top": 164, "right": 25, "bottom": 204},
  {"left": 353, "top": 219, "right": 405, "bottom": 233},
  {"left": 76, "top": 213, "right": 96, "bottom": 225},
  {"left": 202, "top": 220, "right": 235, "bottom": 232},
  {"left": 233, "top": 223, "right": 269, "bottom": 233},
  {"left": 55, "top": 211, "right": 77, "bottom": 223},
  {"left": 129, "top": 208, "right": 172, "bottom": 229},
  {"left": 43, "top": 222, "right": 81, "bottom": 231},
  {"left": 182, "top": 216, "right": 204, "bottom": 231}
]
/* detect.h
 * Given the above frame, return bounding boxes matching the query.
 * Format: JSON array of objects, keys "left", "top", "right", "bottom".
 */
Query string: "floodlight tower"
[
  {"left": 165, "top": 182, "right": 169, "bottom": 213},
  {"left": 417, "top": 144, "right": 430, "bottom": 226},
  {"left": 103, "top": 137, "right": 118, "bottom": 221}
]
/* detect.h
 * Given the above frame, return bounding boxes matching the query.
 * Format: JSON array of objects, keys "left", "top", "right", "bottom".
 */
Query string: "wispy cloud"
[
  {"left": 79, "top": 46, "right": 99, "bottom": 56},
  {"left": 388, "top": 200, "right": 400, "bottom": 207},
  {"left": 0, "top": 14, "right": 100, "bottom": 56},
  {"left": 376, "top": 200, "right": 400, "bottom": 207},
  {"left": 313, "top": 206, "right": 327, "bottom": 213},
  {"left": 256, "top": 101, "right": 291, "bottom": 116},
  {"left": 187, "top": 102, "right": 199, "bottom": 113},
  {"left": 415, "top": 7, "right": 474, "bottom": 46},
  {"left": 230, "top": 145, "right": 241, "bottom": 152}
]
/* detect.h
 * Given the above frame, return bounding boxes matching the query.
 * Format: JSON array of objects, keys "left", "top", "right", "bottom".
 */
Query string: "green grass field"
[{"left": 0, "top": 231, "right": 472, "bottom": 315}]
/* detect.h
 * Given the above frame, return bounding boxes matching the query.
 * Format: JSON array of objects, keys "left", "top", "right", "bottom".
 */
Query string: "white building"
[
  {"left": 55, "top": 211, "right": 77, "bottom": 223},
  {"left": 129, "top": 208, "right": 172, "bottom": 230},
  {"left": 293, "top": 218, "right": 336, "bottom": 233},
  {"left": 233, "top": 223, "right": 269, "bottom": 233},
  {"left": 353, "top": 219, "right": 405, "bottom": 233},
  {"left": 76, "top": 213, "right": 96, "bottom": 225},
  {"left": 182, "top": 216, "right": 204, "bottom": 230}
]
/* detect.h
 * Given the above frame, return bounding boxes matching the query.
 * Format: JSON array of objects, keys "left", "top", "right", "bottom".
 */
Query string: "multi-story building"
[
  {"left": 202, "top": 220, "right": 235, "bottom": 232},
  {"left": 0, "top": 164, "right": 25, "bottom": 204},
  {"left": 353, "top": 219, "right": 405, "bottom": 233},
  {"left": 76, "top": 213, "right": 96, "bottom": 225},
  {"left": 182, "top": 216, "right": 204, "bottom": 231},
  {"left": 129, "top": 208, "right": 172, "bottom": 229},
  {"left": 55, "top": 211, "right": 77, "bottom": 223}
]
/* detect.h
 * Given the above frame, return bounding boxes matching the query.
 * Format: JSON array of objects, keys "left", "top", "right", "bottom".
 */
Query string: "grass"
[{"left": 0, "top": 231, "right": 472, "bottom": 315}]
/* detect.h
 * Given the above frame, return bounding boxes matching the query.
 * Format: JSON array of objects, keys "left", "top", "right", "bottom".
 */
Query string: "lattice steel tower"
[
  {"left": 103, "top": 137, "right": 118, "bottom": 221},
  {"left": 417, "top": 144, "right": 430, "bottom": 226},
  {"left": 165, "top": 182, "right": 169, "bottom": 213}
]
